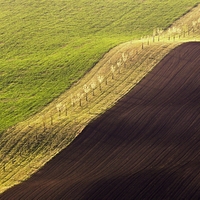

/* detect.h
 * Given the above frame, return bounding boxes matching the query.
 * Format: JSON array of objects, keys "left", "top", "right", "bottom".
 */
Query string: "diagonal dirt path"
[{"left": 1, "top": 42, "right": 200, "bottom": 199}]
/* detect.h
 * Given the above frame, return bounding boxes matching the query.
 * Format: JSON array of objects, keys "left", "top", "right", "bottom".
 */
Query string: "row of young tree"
[
  {"left": 152, "top": 18, "right": 200, "bottom": 41},
  {"left": 54, "top": 51, "right": 130, "bottom": 121},
  {"left": 53, "top": 19, "right": 200, "bottom": 124}
]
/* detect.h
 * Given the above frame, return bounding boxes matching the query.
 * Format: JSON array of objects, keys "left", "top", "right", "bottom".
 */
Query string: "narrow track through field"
[{"left": 1, "top": 42, "right": 200, "bottom": 199}]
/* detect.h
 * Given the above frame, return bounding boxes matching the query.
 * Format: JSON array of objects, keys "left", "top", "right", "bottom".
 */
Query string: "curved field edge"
[{"left": 0, "top": 4, "right": 200, "bottom": 193}]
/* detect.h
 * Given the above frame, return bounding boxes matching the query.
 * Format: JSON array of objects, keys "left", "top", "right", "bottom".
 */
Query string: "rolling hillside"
[
  {"left": 1, "top": 41, "right": 200, "bottom": 199},
  {"left": 0, "top": 0, "right": 200, "bottom": 194}
]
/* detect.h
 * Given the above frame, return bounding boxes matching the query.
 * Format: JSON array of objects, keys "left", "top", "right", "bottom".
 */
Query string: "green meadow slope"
[{"left": 0, "top": 0, "right": 199, "bottom": 133}]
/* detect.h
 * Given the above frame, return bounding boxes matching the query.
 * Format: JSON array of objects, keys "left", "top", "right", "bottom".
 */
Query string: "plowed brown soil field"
[{"left": 1, "top": 42, "right": 200, "bottom": 199}]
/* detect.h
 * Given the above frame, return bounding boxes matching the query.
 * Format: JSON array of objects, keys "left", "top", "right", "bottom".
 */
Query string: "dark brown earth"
[{"left": 1, "top": 42, "right": 200, "bottom": 199}]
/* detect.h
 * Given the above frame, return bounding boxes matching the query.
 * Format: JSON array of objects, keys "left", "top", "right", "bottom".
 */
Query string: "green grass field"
[{"left": 0, "top": 0, "right": 199, "bottom": 133}]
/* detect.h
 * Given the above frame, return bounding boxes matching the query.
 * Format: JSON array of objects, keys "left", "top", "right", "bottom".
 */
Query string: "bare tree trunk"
[
  {"left": 99, "top": 83, "right": 102, "bottom": 92},
  {"left": 85, "top": 93, "right": 88, "bottom": 101},
  {"left": 50, "top": 115, "right": 53, "bottom": 125}
]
